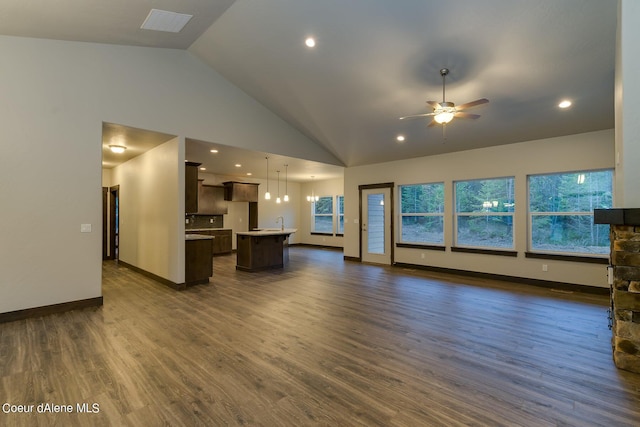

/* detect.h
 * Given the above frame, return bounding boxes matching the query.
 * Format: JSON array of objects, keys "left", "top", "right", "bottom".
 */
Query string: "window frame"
[
  {"left": 527, "top": 169, "right": 613, "bottom": 258},
  {"left": 311, "top": 195, "right": 334, "bottom": 235},
  {"left": 398, "top": 182, "right": 445, "bottom": 246},
  {"left": 336, "top": 195, "right": 344, "bottom": 236},
  {"left": 454, "top": 176, "right": 516, "bottom": 251}
]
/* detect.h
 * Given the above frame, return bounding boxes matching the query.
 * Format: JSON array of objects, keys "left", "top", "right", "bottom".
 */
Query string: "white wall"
[
  {"left": 111, "top": 138, "right": 184, "bottom": 283},
  {"left": 299, "top": 178, "right": 345, "bottom": 247},
  {"left": 615, "top": 0, "right": 640, "bottom": 207},
  {"left": 344, "top": 130, "right": 614, "bottom": 288},
  {"left": 0, "top": 35, "right": 338, "bottom": 314}
]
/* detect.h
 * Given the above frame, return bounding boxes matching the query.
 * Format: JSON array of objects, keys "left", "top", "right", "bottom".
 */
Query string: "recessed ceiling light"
[
  {"left": 246, "top": 172, "right": 252, "bottom": 176},
  {"left": 396, "top": 135, "right": 405, "bottom": 142},
  {"left": 210, "top": 149, "right": 218, "bottom": 153},
  {"left": 109, "top": 145, "right": 126, "bottom": 154},
  {"left": 558, "top": 100, "right": 572, "bottom": 109},
  {"left": 235, "top": 164, "right": 242, "bottom": 168},
  {"left": 199, "top": 167, "right": 206, "bottom": 171},
  {"left": 305, "top": 37, "right": 316, "bottom": 48}
]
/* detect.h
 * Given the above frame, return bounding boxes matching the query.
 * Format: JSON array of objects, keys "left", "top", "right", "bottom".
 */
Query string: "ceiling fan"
[{"left": 400, "top": 68, "right": 488, "bottom": 126}]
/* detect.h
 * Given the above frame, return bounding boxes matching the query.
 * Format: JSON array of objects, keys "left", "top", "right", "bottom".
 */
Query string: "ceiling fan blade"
[
  {"left": 426, "top": 100, "right": 440, "bottom": 108},
  {"left": 427, "top": 120, "right": 439, "bottom": 127},
  {"left": 399, "top": 113, "right": 435, "bottom": 120},
  {"left": 456, "top": 98, "right": 489, "bottom": 111},
  {"left": 454, "top": 112, "right": 480, "bottom": 119}
]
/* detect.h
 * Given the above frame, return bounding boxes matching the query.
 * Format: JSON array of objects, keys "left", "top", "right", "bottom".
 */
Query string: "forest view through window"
[
  {"left": 399, "top": 183, "right": 444, "bottom": 244},
  {"left": 529, "top": 170, "right": 613, "bottom": 255},
  {"left": 455, "top": 177, "right": 515, "bottom": 249},
  {"left": 312, "top": 196, "right": 334, "bottom": 233}
]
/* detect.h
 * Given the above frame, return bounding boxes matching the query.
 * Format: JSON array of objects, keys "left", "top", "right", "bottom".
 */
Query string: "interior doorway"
[
  {"left": 359, "top": 183, "right": 394, "bottom": 265},
  {"left": 109, "top": 185, "right": 120, "bottom": 261},
  {"left": 102, "top": 187, "right": 108, "bottom": 260}
]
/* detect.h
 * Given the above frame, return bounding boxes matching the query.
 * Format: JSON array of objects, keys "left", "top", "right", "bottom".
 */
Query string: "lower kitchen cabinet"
[
  {"left": 211, "top": 229, "right": 232, "bottom": 255},
  {"left": 188, "top": 229, "right": 232, "bottom": 255}
]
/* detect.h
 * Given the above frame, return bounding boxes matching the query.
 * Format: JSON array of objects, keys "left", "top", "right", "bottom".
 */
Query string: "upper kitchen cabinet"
[
  {"left": 185, "top": 162, "right": 201, "bottom": 214},
  {"left": 199, "top": 184, "right": 228, "bottom": 215},
  {"left": 223, "top": 181, "right": 259, "bottom": 202}
]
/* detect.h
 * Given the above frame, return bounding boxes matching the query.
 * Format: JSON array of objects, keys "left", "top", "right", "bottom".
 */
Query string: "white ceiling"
[{"left": 4, "top": 0, "right": 617, "bottom": 175}]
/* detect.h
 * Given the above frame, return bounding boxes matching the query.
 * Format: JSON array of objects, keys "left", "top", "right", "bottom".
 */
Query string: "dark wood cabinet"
[
  {"left": 223, "top": 181, "right": 259, "bottom": 202},
  {"left": 236, "top": 234, "right": 287, "bottom": 271},
  {"left": 198, "top": 184, "right": 228, "bottom": 215},
  {"left": 211, "top": 229, "right": 232, "bottom": 255},
  {"left": 188, "top": 229, "right": 232, "bottom": 255},
  {"left": 185, "top": 237, "right": 213, "bottom": 286},
  {"left": 185, "top": 162, "right": 201, "bottom": 214}
]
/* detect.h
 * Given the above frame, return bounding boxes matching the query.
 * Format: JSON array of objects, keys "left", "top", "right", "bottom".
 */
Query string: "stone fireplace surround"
[{"left": 595, "top": 208, "right": 640, "bottom": 374}]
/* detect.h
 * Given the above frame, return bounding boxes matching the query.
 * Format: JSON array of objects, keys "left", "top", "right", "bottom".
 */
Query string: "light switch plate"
[{"left": 80, "top": 224, "right": 92, "bottom": 233}]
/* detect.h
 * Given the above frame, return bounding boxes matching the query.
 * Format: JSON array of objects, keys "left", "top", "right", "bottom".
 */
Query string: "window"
[
  {"left": 336, "top": 195, "right": 344, "bottom": 235},
  {"left": 399, "top": 183, "right": 444, "bottom": 244},
  {"left": 528, "top": 170, "right": 613, "bottom": 255},
  {"left": 312, "top": 196, "right": 334, "bottom": 233},
  {"left": 455, "top": 177, "right": 515, "bottom": 249}
]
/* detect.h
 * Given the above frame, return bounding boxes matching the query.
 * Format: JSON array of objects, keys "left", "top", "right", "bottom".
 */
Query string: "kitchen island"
[{"left": 236, "top": 229, "right": 296, "bottom": 272}]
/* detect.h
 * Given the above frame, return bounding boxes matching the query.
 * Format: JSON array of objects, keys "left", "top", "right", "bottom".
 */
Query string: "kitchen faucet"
[{"left": 276, "top": 216, "right": 284, "bottom": 231}]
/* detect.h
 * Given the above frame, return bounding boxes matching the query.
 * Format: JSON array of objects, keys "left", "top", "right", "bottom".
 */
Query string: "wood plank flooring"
[{"left": 1, "top": 247, "right": 640, "bottom": 426}]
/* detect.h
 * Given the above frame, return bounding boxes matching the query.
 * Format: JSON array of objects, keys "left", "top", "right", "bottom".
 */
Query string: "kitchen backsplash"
[{"left": 186, "top": 215, "right": 224, "bottom": 229}]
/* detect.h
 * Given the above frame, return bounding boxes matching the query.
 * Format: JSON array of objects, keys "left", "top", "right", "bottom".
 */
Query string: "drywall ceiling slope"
[{"left": 189, "top": 0, "right": 616, "bottom": 167}]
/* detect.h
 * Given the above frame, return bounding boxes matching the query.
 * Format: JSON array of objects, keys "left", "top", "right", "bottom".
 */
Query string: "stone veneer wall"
[{"left": 610, "top": 225, "right": 640, "bottom": 374}]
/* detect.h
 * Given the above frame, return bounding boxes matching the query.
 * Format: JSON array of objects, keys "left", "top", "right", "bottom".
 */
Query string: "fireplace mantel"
[{"left": 594, "top": 208, "right": 640, "bottom": 226}]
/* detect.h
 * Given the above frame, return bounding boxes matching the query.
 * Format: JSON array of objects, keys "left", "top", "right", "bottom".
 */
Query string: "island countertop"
[
  {"left": 186, "top": 228, "right": 232, "bottom": 232},
  {"left": 236, "top": 228, "right": 297, "bottom": 236},
  {"left": 185, "top": 234, "right": 215, "bottom": 241}
]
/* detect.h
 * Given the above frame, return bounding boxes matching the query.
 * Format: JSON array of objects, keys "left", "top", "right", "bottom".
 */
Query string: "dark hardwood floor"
[{"left": 1, "top": 247, "right": 640, "bottom": 426}]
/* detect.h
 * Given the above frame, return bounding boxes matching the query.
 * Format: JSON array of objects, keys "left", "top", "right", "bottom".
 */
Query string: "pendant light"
[
  {"left": 283, "top": 164, "right": 289, "bottom": 202},
  {"left": 264, "top": 157, "right": 271, "bottom": 200},
  {"left": 276, "top": 170, "right": 281, "bottom": 204},
  {"left": 307, "top": 176, "right": 319, "bottom": 202}
]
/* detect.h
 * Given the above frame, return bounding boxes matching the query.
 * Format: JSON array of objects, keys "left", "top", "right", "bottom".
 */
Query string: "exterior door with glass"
[{"left": 361, "top": 187, "right": 392, "bottom": 265}]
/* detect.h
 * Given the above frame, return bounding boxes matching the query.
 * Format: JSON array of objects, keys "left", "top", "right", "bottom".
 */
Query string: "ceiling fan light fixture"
[
  {"left": 433, "top": 102, "right": 456, "bottom": 124},
  {"left": 434, "top": 111, "right": 454, "bottom": 124}
]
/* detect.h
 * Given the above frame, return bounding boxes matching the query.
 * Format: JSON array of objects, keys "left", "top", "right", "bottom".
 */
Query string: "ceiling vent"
[{"left": 141, "top": 9, "right": 193, "bottom": 33}]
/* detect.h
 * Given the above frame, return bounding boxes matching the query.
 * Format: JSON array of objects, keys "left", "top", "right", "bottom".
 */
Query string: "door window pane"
[{"left": 367, "top": 193, "right": 385, "bottom": 254}]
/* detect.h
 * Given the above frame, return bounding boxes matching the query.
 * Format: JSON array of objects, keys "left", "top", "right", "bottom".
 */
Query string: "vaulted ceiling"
[{"left": 1, "top": 0, "right": 617, "bottom": 176}]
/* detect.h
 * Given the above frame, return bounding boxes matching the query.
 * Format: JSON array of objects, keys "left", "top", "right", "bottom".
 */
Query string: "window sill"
[
  {"left": 311, "top": 232, "right": 333, "bottom": 236},
  {"left": 397, "top": 243, "right": 446, "bottom": 251},
  {"left": 451, "top": 247, "right": 518, "bottom": 257},
  {"left": 525, "top": 252, "right": 608, "bottom": 264}
]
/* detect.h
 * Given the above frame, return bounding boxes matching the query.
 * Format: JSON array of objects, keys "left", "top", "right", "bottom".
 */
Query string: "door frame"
[
  {"left": 358, "top": 182, "right": 394, "bottom": 264},
  {"left": 109, "top": 185, "right": 120, "bottom": 261},
  {"left": 102, "top": 187, "right": 108, "bottom": 260}
]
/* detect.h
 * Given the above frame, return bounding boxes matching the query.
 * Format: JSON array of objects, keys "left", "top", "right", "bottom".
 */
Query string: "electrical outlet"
[
  {"left": 185, "top": 218, "right": 189, "bottom": 224},
  {"left": 542, "top": 264, "right": 548, "bottom": 272},
  {"left": 210, "top": 218, "right": 214, "bottom": 224}
]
